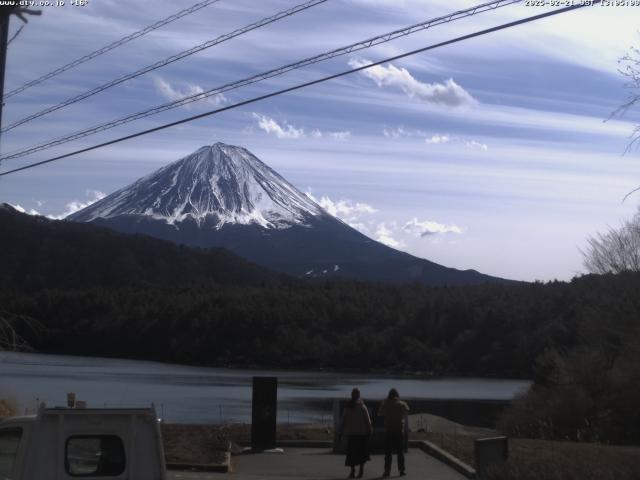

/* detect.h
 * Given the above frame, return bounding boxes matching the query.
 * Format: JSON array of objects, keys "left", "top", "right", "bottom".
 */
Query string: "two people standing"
[{"left": 339, "top": 387, "right": 410, "bottom": 478}]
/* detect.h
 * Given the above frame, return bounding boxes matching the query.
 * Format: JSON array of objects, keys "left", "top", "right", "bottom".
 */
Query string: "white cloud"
[
  {"left": 11, "top": 204, "right": 40, "bottom": 216},
  {"left": 349, "top": 58, "right": 477, "bottom": 108},
  {"left": 48, "top": 190, "right": 106, "bottom": 220},
  {"left": 154, "top": 77, "right": 226, "bottom": 109},
  {"left": 466, "top": 140, "right": 489, "bottom": 151},
  {"left": 347, "top": 222, "right": 372, "bottom": 234},
  {"left": 403, "top": 218, "right": 464, "bottom": 237},
  {"left": 10, "top": 191, "right": 105, "bottom": 219},
  {"left": 384, "top": 127, "right": 409, "bottom": 138},
  {"left": 306, "top": 191, "right": 376, "bottom": 218},
  {"left": 383, "top": 128, "right": 487, "bottom": 150},
  {"left": 252, "top": 113, "right": 304, "bottom": 139},
  {"left": 328, "top": 131, "right": 352, "bottom": 141},
  {"left": 306, "top": 191, "right": 464, "bottom": 247},
  {"left": 383, "top": 126, "right": 430, "bottom": 139},
  {"left": 375, "top": 223, "right": 404, "bottom": 249},
  {"left": 306, "top": 191, "right": 377, "bottom": 234},
  {"left": 425, "top": 134, "right": 450, "bottom": 144},
  {"left": 320, "top": 197, "right": 376, "bottom": 218},
  {"left": 251, "top": 114, "right": 351, "bottom": 141}
]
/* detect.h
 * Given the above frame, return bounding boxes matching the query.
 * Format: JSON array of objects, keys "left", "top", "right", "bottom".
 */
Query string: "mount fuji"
[{"left": 69, "top": 142, "right": 507, "bottom": 286}]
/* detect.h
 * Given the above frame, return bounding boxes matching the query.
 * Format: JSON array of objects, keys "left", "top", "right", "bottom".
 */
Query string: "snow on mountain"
[
  {"left": 70, "top": 142, "right": 323, "bottom": 229},
  {"left": 68, "top": 142, "right": 511, "bottom": 286}
]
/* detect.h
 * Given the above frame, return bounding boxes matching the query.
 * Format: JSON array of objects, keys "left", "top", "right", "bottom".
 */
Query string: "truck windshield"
[{"left": 0, "top": 429, "right": 22, "bottom": 478}]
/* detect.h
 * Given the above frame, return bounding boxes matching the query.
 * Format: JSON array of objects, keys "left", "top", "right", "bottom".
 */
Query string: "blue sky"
[{"left": 1, "top": 0, "right": 640, "bottom": 281}]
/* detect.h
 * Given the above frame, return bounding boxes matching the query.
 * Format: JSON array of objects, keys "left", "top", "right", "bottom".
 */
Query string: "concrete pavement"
[{"left": 168, "top": 448, "right": 468, "bottom": 480}]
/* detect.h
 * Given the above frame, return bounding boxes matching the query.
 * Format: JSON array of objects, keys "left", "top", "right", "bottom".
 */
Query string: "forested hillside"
[
  {"left": 0, "top": 204, "right": 283, "bottom": 289},
  {"left": 4, "top": 273, "right": 639, "bottom": 379}
]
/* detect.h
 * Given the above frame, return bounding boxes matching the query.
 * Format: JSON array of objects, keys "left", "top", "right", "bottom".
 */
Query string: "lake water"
[{"left": 0, "top": 352, "right": 530, "bottom": 424}]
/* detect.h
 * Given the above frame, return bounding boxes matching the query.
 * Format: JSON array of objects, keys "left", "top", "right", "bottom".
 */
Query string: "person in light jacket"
[
  {"left": 378, "top": 388, "right": 410, "bottom": 477},
  {"left": 339, "top": 387, "right": 372, "bottom": 478}
]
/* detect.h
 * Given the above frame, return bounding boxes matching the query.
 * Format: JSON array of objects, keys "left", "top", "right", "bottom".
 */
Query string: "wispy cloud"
[
  {"left": 307, "top": 191, "right": 465, "bottom": 247},
  {"left": 252, "top": 113, "right": 304, "bottom": 139},
  {"left": 376, "top": 222, "right": 404, "bottom": 249},
  {"left": 48, "top": 190, "right": 106, "bottom": 220},
  {"left": 425, "top": 134, "right": 450, "bottom": 144},
  {"left": 328, "top": 131, "right": 352, "bottom": 141},
  {"left": 252, "top": 113, "right": 351, "bottom": 141},
  {"left": 382, "top": 127, "right": 488, "bottom": 150},
  {"left": 383, "top": 126, "right": 417, "bottom": 139},
  {"left": 308, "top": 193, "right": 377, "bottom": 218},
  {"left": 349, "top": 58, "right": 477, "bottom": 108},
  {"left": 154, "top": 77, "right": 226, "bottom": 109},
  {"left": 306, "top": 191, "right": 376, "bottom": 233},
  {"left": 466, "top": 140, "right": 489, "bottom": 151},
  {"left": 10, "top": 190, "right": 106, "bottom": 219},
  {"left": 403, "top": 218, "right": 463, "bottom": 237},
  {"left": 11, "top": 204, "right": 40, "bottom": 216}
]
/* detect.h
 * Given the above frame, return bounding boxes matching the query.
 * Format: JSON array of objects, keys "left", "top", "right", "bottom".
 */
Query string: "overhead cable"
[
  {"left": 1, "top": 0, "right": 329, "bottom": 133},
  {"left": 3, "top": 0, "right": 222, "bottom": 100},
  {"left": 0, "top": 2, "right": 601, "bottom": 178},
  {"left": 0, "top": 0, "right": 523, "bottom": 158}
]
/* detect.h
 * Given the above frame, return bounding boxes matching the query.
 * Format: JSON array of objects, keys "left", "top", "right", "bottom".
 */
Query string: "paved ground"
[{"left": 168, "top": 448, "right": 468, "bottom": 480}]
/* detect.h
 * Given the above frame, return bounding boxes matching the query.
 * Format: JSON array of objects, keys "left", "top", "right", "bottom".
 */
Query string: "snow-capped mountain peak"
[
  {"left": 67, "top": 142, "right": 509, "bottom": 286},
  {"left": 69, "top": 142, "right": 323, "bottom": 229}
]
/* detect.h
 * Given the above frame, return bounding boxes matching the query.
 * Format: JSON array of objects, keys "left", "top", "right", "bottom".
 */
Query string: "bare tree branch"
[
  {"left": 606, "top": 42, "right": 640, "bottom": 200},
  {"left": 0, "top": 310, "right": 45, "bottom": 352},
  {"left": 582, "top": 209, "right": 640, "bottom": 274}
]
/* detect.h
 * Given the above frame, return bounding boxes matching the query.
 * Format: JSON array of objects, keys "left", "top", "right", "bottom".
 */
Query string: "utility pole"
[
  {"left": 0, "top": 5, "right": 15, "bottom": 136},
  {"left": 0, "top": 4, "right": 41, "bottom": 150}
]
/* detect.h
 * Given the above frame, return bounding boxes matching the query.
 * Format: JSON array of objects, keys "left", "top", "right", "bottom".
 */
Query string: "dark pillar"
[
  {"left": 474, "top": 436, "right": 508, "bottom": 479},
  {"left": 251, "top": 376, "right": 277, "bottom": 450}
]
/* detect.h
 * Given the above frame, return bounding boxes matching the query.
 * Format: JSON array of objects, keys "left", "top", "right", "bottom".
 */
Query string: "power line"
[
  {"left": 2, "top": 0, "right": 221, "bottom": 100},
  {"left": 0, "top": 2, "right": 601, "bottom": 178},
  {"left": 0, "top": 0, "right": 523, "bottom": 160},
  {"left": 1, "top": 0, "right": 329, "bottom": 133}
]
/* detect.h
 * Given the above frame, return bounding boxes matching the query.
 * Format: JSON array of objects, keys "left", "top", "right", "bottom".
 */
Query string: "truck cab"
[{"left": 0, "top": 407, "right": 166, "bottom": 480}]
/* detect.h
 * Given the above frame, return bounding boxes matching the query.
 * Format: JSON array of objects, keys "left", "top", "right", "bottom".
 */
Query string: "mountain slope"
[
  {"left": 0, "top": 204, "right": 282, "bottom": 291},
  {"left": 72, "top": 143, "right": 322, "bottom": 228},
  {"left": 69, "top": 142, "right": 509, "bottom": 286}
]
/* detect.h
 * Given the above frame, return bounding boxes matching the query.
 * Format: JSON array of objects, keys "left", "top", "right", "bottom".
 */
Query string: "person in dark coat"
[
  {"left": 339, "top": 388, "right": 372, "bottom": 478},
  {"left": 378, "top": 388, "right": 410, "bottom": 477}
]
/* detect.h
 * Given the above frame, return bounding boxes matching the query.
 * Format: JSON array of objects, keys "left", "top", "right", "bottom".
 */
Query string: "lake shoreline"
[
  {"left": 15, "top": 348, "right": 532, "bottom": 382},
  {"left": 1, "top": 351, "right": 531, "bottom": 424}
]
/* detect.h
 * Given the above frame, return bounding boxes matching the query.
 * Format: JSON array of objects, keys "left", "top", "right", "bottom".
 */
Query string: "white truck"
[{"left": 0, "top": 406, "right": 167, "bottom": 480}]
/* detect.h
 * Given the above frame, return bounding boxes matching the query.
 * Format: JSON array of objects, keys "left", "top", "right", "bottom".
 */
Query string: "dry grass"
[
  {"left": 409, "top": 412, "right": 493, "bottom": 466},
  {"left": 161, "top": 423, "right": 334, "bottom": 466},
  {"left": 488, "top": 439, "right": 640, "bottom": 480},
  {"left": 0, "top": 398, "right": 17, "bottom": 418},
  {"left": 416, "top": 431, "right": 477, "bottom": 466},
  {"left": 229, "top": 423, "right": 334, "bottom": 443},
  {"left": 161, "top": 423, "right": 231, "bottom": 465},
  {"left": 414, "top": 430, "right": 640, "bottom": 480}
]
